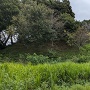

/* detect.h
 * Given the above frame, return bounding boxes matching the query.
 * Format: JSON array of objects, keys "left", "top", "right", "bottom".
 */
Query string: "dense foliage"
[
  {"left": 0, "top": 0, "right": 84, "bottom": 49},
  {"left": 0, "top": 0, "right": 20, "bottom": 48}
]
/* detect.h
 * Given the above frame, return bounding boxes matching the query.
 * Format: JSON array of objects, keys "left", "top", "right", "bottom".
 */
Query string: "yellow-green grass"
[{"left": 0, "top": 62, "right": 90, "bottom": 90}]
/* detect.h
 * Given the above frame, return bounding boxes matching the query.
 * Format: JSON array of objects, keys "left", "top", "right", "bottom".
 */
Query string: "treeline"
[{"left": 0, "top": 0, "right": 90, "bottom": 49}]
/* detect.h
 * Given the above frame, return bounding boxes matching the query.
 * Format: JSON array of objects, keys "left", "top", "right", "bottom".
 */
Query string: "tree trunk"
[
  {"left": 11, "top": 35, "right": 14, "bottom": 45},
  {"left": 4, "top": 34, "right": 11, "bottom": 46}
]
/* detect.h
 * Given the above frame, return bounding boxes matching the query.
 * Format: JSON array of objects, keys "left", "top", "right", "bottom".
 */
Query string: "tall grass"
[{"left": 0, "top": 62, "right": 90, "bottom": 89}]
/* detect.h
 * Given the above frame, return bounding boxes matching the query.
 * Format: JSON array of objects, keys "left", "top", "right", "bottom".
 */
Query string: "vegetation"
[
  {"left": 0, "top": 0, "right": 90, "bottom": 89},
  {"left": 1, "top": 43, "right": 90, "bottom": 63},
  {"left": 0, "top": 0, "right": 88, "bottom": 49},
  {"left": 0, "top": 62, "right": 90, "bottom": 90}
]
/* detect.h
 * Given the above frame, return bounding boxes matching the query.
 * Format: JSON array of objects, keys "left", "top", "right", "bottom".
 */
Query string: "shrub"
[
  {"left": 71, "top": 55, "right": 90, "bottom": 63},
  {"left": 26, "top": 53, "right": 49, "bottom": 64}
]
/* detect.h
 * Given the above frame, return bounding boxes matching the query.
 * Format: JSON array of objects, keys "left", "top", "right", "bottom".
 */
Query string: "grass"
[
  {"left": 1, "top": 43, "right": 90, "bottom": 89},
  {"left": 52, "top": 83, "right": 90, "bottom": 90},
  {"left": 0, "top": 62, "right": 90, "bottom": 89}
]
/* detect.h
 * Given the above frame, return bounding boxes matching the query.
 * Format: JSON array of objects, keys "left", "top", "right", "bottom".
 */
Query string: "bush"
[
  {"left": 18, "top": 53, "right": 62, "bottom": 64},
  {"left": 26, "top": 53, "right": 49, "bottom": 64},
  {"left": 71, "top": 55, "right": 90, "bottom": 63},
  {"left": 81, "top": 44, "right": 90, "bottom": 52}
]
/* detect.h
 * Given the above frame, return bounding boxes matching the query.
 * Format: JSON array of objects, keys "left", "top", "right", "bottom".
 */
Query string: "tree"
[
  {"left": 42, "top": 0, "right": 75, "bottom": 17},
  {"left": 13, "top": 1, "right": 55, "bottom": 45},
  {"left": 62, "top": 0, "right": 75, "bottom": 18},
  {"left": 0, "top": 0, "right": 76, "bottom": 49},
  {"left": 14, "top": 0, "right": 76, "bottom": 46},
  {"left": 60, "top": 13, "right": 77, "bottom": 33},
  {"left": 67, "top": 27, "right": 90, "bottom": 48},
  {"left": 0, "top": 0, "right": 20, "bottom": 31},
  {"left": 0, "top": 0, "right": 20, "bottom": 49}
]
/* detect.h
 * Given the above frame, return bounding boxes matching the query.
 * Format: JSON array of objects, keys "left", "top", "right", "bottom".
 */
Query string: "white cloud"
[{"left": 69, "top": 0, "right": 90, "bottom": 21}]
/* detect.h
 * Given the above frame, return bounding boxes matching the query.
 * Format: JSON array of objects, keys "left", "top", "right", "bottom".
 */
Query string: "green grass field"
[{"left": 0, "top": 62, "right": 90, "bottom": 90}]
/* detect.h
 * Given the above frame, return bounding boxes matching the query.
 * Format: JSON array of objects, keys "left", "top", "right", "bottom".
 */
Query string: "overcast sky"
[{"left": 69, "top": 0, "right": 90, "bottom": 21}]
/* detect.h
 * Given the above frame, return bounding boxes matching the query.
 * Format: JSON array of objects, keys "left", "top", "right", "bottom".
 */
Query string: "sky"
[{"left": 69, "top": 0, "right": 90, "bottom": 21}]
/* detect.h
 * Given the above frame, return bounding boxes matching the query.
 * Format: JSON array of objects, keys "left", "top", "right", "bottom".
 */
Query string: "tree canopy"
[{"left": 0, "top": 0, "right": 88, "bottom": 49}]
